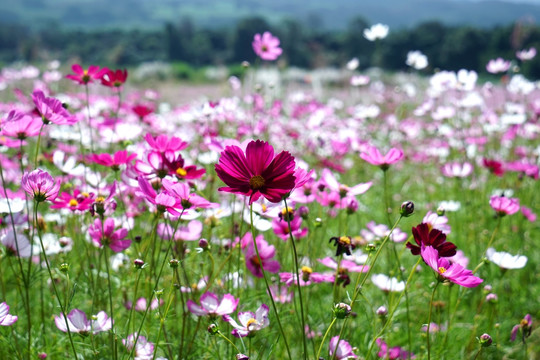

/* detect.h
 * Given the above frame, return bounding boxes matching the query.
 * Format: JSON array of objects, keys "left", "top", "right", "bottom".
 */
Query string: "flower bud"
[
  {"left": 134, "top": 259, "right": 145, "bottom": 269},
  {"left": 400, "top": 201, "right": 414, "bottom": 217},
  {"left": 376, "top": 306, "right": 388, "bottom": 316},
  {"left": 314, "top": 217, "right": 323, "bottom": 227},
  {"left": 479, "top": 333, "right": 492, "bottom": 347},
  {"left": 486, "top": 293, "right": 498, "bottom": 303},
  {"left": 169, "top": 258, "right": 179, "bottom": 268},
  {"left": 208, "top": 323, "right": 219, "bottom": 335},
  {"left": 236, "top": 354, "right": 250, "bottom": 360},
  {"left": 436, "top": 206, "right": 445, "bottom": 216},
  {"left": 333, "top": 303, "right": 352, "bottom": 319},
  {"left": 298, "top": 206, "right": 309, "bottom": 219},
  {"left": 198, "top": 238, "right": 209, "bottom": 250},
  {"left": 366, "top": 243, "right": 377, "bottom": 252},
  {"left": 59, "top": 263, "right": 69, "bottom": 273},
  {"left": 38, "top": 353, "right": 47, "bottom": 359}
]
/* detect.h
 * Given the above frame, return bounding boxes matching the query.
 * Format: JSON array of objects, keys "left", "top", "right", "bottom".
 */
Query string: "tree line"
[{"left": 1, "top": 16, "right": 539, "bottom": 78}]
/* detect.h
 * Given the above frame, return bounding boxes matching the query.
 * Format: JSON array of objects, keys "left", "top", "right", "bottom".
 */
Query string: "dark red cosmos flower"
[
  {"left": 482, "top": 158, "right": 504, "bottom": 177},
  {"left": 406, "top": 223, "right": 457, "bottom": 257},
  {"left": 215, "top": 140, "right": 296, "bottom": 204},
  {"left": 132, "top": 104, "right": 153, "bottom": 120},
  {"left": 101, "top": 69, "right": 128, "bottom": 87}
]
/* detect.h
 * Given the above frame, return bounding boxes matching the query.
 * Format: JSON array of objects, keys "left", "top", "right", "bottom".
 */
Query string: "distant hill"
[{"left": 1, "top": 0, "right": 539, "bottom": 30}]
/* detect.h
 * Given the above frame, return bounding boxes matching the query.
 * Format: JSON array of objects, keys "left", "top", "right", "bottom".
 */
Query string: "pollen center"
[
  {"left": 438, "top": 266, "right": 447, "bottom": 274},
  {"left": 246, "top": 318, "right": 258, "bottom": 329},
  {"left": 176, "top": 167, "right": 187, "bottom": 177},
  {"left": 301, "top": 266, "right": 313, "bottom": 274},
  {"left": 69, "top": 199, "right": 78, "bottom": 207},
  {"left": 249, "top": 175, "right": 266, "bottom": 190},
  {"left": 339, "top": 236, "right": 351, "bottom": 245}
]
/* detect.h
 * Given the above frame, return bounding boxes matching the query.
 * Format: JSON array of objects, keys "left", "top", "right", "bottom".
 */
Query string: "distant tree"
[
  {"left": 343, "top": 16, "right": 373, "bottom": 69},
  {"left": 231, "top": 17, "right": 271, "bottom": 63},
  {"left": 278, "top": 18, "right": 310, "bottom": 67},
  {"left": 439, "top": 27, "right": 488, "bottom": 71}
]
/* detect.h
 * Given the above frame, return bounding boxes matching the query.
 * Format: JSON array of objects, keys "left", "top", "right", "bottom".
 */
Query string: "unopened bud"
[
  {"left": 314, "top": 217, "right": 323, "bottom": 227},
  {"left": 236, "top": 354, "right": 250, "bottom": 360},
  {"left": 366, "top": 243, "right": 377, "bottom": 252},
  {"left": 298, "top": 206, "right": 309, "bottom": 219},
  {"left": 59, "top": 263, "right": 69, "bottom": 273},
  {"left": 169, "top": 259, "right": 179, "bottom": 268},
  {"left": 400, "top": 201, "right": 414, "bottom": 217},
  {"left": 208, "top": 323, "right": 219, "bottom": 335},
  {"left": 436, "top": 206, "right": 445, "bottom": 216},
  {"left": 134, "top": 259, "right": 145, "bottom": 269},
  {"left": 376, "top": 306, "right": 388, "bottom": 316},
  {"left": 479, "top": 333, "right": 492, "bottom": 347},
  {"left": 486, "top": 293, "right": 498, "bottom": 303},
  {"left": 198, "top": 238, "right": 209, "bottom": 250},
  {"left": 333, "top": 303, "right": 352, "bottom": 319}
]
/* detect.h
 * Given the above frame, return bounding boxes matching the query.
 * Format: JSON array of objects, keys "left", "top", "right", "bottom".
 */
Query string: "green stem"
[
  {"left": 34, "top": 202, "right": 78, "bottom": 358},
  {"left": 34, "top": 122, "right": 45, "bottom": 168},
  {"left": 104, "top": 246, "right": 117, "bottom": 360},
  {"left": 249, "top": 203, "right": 292, "bottom": 360},
  {"left": 427, "top": 282, "right": 440, "bottom": 360},
  {"left": 283, "top": 198, "right": 308, "bottom": 360},
  {"left": 217, "top": 331, "right": 241, "bottom": 353},
  {"left": 316, "top": 317, "right": 337, "bottom": 360}
]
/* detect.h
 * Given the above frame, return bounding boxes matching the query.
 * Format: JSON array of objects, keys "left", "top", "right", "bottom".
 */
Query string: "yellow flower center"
[
  {"left": 69, "top": 199, "right": 78, "bottom": 207},
  {"left": 246, "top": 318, "right": 258, "bottom": 329},
  {"left": 81, "top": 192, "right": 90, "bottom": 198},
  {"left": 176, "top": 167, "right": 187, "bottom": 177},
  {"left": 249, "top": 175, "right": 265, "bottom": 190},
  {"left": 438, "top": 267, "right": 447, "bottom": 274},
  {"left": 301, "top": 266, "right": 313, "bottom": 274},
  {"left": 339, "top": 236, "right": 351, "bottom": 245},
  {"left": 96, "top": 196, "right": 105, "bottom": 203}
]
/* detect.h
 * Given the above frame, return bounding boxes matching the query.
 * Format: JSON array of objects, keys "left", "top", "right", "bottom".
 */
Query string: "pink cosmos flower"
[
  {"left": 516, "top": 48, "right": 536, "bottom": 61},
  {"left": 55, "top": 309, "right": 111, "bottom": 335},
  {"left": 162, "top": 178, "right": 217, "bottom": 212},
  {"left": 440, "top": 162, "right": 473, "bottom": 178},
  {"left": 521, "top": 206, "right": 537, "bottom": 222},
  {"left": 272, "top": 215, "right": 308, "bottom": 241},
  {"left": 486, "top": 58, "right": 511, "bottom": 74},
  {"left": 252, "top": 32, "right": 283, "bottom": 61},
  {"left": 319, "top": 256, "right": 369, "bottom": 287},
  {"left": 223, "top": 303, "right": 270, "bottom": 338},
  {"left": 123, "top": 333, "right": 155, "bottom": 360},
  {"left": 489, "top": 195, "right": 520, "bottom": 216},
  {"left": 422, "top": 211, "right": 451, "bottom": 234},
  {"left": 243, "top": 235, "right": 280, "bottom": 278},
  {"left": 360, "top": 145, "right": 404, "bottom": 170},
  {"left": 1, "top": 230, "right": 32, "bottom": 258},
  {"left": 101, "top": 68, "right": 128, "bottom": 87},
  {"left": 31, "top": 90, "right": 78, "bottom": 125},
  {"left": 280, "top": 266, "right": 334, "bottom": 287},
  {"left": 376, "top": 338, "right": 415, "bottom": 359},
  {"left": 65, "top": 64, "right": 109, "bottom": 85},
  {"left": 51, "top": 188, "right": 95, "bottom": 212},
  {"left": 187, "top": 292, "right": 239, "bottom": 317},
  {"left": 21, "top": 169, "right": 61, "bottom": 202},
  {"left": 421, "top": 246, "right": 483, "bottom": 288},
  {"left": 0, "top": 302, "right": 18, "bottom": 326},
  {"left": 361, "top": 221, "right": 408, "bottom": 242},
  {"left": 88, "top": 218, "right": 131, "bottom": 252},
  {"left": 1, "top": 110, "right": 42, "bottom": 139},
  {"left": 90, "top": 150, "right": 137, "bottom": 171},
  {"left": 329, "top": 336, "right": 357, "bottom": 359},
  {"left": 511, "top": 314, "right": 533, "bottom": 343},
  {"left": 215, "top": 140, "right": 296, "bottom": 204},
  {"left": 320, "top": 168, "right": 372, "bottom": 198},
  {"left": 144, "top": 133, "right": 188, "bottom": 154}
]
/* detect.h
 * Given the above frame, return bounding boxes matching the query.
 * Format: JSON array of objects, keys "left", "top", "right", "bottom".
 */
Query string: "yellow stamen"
[
  {"left": 96, "top": 196, "right": 105, "bottom": 203},
  {"left": 246, "top": 318, "right": 258, "bottom": 329},
  {"left": 339, "top": 236, "right": 351, "bottom": 245},
  {"left": 81, "top": 192, "right": 90, "bottom": 198},
  {"left": 176, "top": 167, "right": 187, "bottom": 177},
  {"left": 68, "top": 199, "right": 78, "bottom": 207},
  {"left": 438, "top": 267, "right": 447, "bottom": 274},
  {"left": 249, "top": 175, "right": 265, "bottom": 190},
  {"left": 301, "top": 266, "right": 313, "bottom": 274}
]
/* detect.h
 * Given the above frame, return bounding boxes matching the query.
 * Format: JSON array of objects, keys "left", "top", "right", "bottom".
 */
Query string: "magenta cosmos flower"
[
  {"left": 421, "top": 246, "right": 483, "bottom": 288},
  {"left": 1, "top": 110, "right": 42, "bottom": 140},
  {"left": 21, "top": 169, "right": 61, "bottom": 202},
  {"left": 490, "top": 195, "right": 520, "bottom": 216},
  {"left": 223, "top": 303, "right": 270, "bottom": 338},
  {"left": 88, "top": 218, "right": 131, "bottom": 252},
  {"left": 31, "top": 90, "right": 78, "bottom": 125},
  {"left": 252, "top": 31, "right": 282, "bottom": 61},
  {"left": 376, "top": 338, "right": 415, "bottom": 359},
  {"left": 360, "top": 145, "right": 404, "bottom": 170},
  {"left": 55, "top": 309, "right": 111, "bottom": 335},
  {"left": 215, "top": 140, "right": 296, "bottom": 204},
  {"left": 90, "top": 150, "right": 137, "bottom": 171},
  {"left": 243, "top": 234, "right": 280, "bottom": 278},
  {"left": 329, "top": 336, "right": 357, "bottom": 359},
  {"left": 187, "top": 292, "right": 239, "bottom": 318},
  {"left": 0, "top": 302, "right": 18, "bottom": 326},
  {"left": 65, "top": 64, "right": 109, "bottom": 85},
  {"left": 101, "top": 68, "right": 128, "bottom": 87},
  {"left": 51, "top": 188, "right": 95, "bottom": 212},
  {"left": 511, "top": 314, "right": 533, "bottom": 343}
]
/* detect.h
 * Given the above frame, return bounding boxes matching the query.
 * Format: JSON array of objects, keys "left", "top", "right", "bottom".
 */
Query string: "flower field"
[{"left": 0, "top": 32, "right": 539, "bottom": 360}]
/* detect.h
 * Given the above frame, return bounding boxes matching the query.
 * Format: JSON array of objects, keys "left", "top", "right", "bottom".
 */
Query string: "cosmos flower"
[
  {"left": 489, "top": 195, "right": 520, "bottom": 216},
  {"left": 406, "top": 50, "right": 428, "bottom": 70},
  {"left": 215, "top": 140, "right": 296, "bottom": 204},
  {"left": 31, "top": 90, "right": 78, "bottom": 125},
  {"left": 101, "top": 68, "right": 128, "bottom": 87},
  {"left": 376, "top": 338, "right": 415, "bottom": 359},
  {"left": 440, "top": 162, "right": 473, "bottom": 178},
  {"left": 1, "top": 110, "right": 42, "bottom": 140},
  {"left": 360, "top": 145, "right": 403, "bottom": 170},
  {"left": 21, "top": 169, "right": 61, "bottom": 202},
  {"left": 187, "top": 292, "right": 239, "bottom": 317},
  {"left": 88, "top": 218, "right": 131, "bottom": 252},
  {"left": 422, "top": 211, "right": 451, "bottom": 234},
  {"left": 371, "top": 274, "right": 405, "bottom": 292},
  {"left": 329, "top": 336, "right": 357, "bottom": 359},
  {"left": 486, "top": 248, "right": 527, "bottom": 270},
  {"left": 421, "top": 246, "right": 483, "bottom": 288},
  {"left": 65, "top": 64, "right": 108, "bottom": 85},
  {"left": 122, "top": 333, "right": 155, "bottom": 360},
  {"left": 90, "top": 150, "right": 137, "bottom": 171},
  {"left": 279, "top": 266, "right": 334, "bottom": 287},
  {"left": 54, "top": 309, "right": 111, "bottom": 335},
  {"left": 51, "top": 188, "right": 95, "bottom": 212},
  {"left": 0, "top": 302, "right": 18, "bottom": 326},
  {"left": 223, "top": 303, "right": 270, "bottom": 338},
  {"left": 511, "top": 314, "right": 533, "bottom": 343},
  {"left": 1, "top": 230, "right": 32, "bottom": 258},
  {"left": 516, "top": 47, "right": 536, "bottom": 61},
  {"left": 406, "top": 223, "right": 456, "bottom": 257},
  {"left": 252, "top": 32, "right": 282, "bottom": 61},
  {"left": 243, "top": 235, "right": 280, "bottom": 278},
  {"left": 363, "top": 23, "right": 389, "bottom": 41},
  {"left": 486, "top": 58, "right": 511, "bottom": 74}
]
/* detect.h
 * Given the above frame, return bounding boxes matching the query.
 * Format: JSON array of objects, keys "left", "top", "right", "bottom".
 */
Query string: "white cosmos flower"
[
  {"left": 363, "top": 23, "right": 389, "bottom": 41},
  {"left": 486, "top": 248, "right": 527, "bottom": 269},
  {"left": 406, "top": 50, "right": 428, "bottom": 70},
  {"left": 371, "top": 273, "right": 405, "bottom": 292}
]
